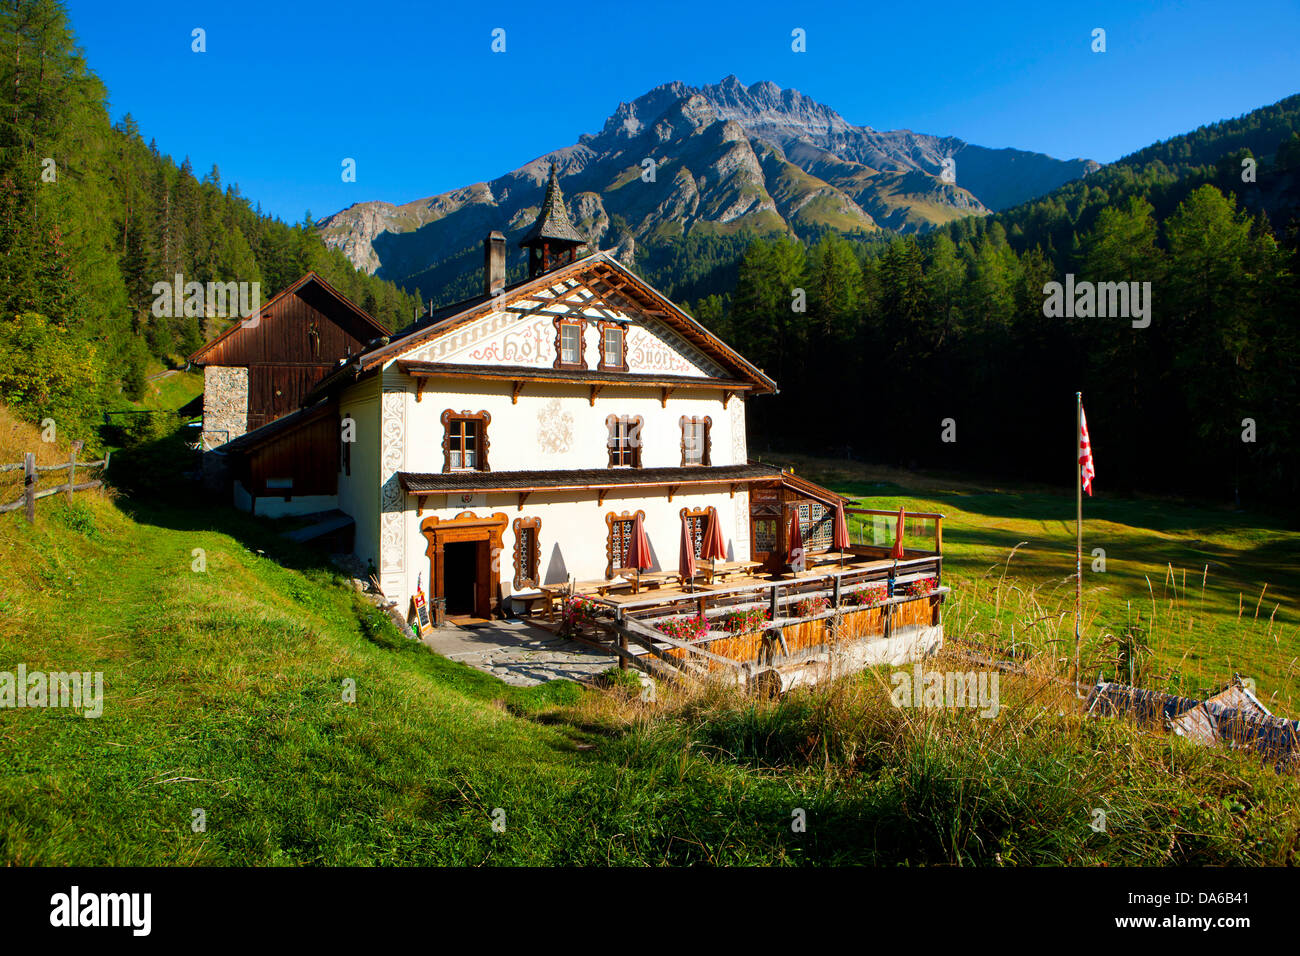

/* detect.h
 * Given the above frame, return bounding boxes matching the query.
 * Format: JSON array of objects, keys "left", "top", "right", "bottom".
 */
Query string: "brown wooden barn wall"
[
  {"left": 242, "top": 412, "right": 340, "bottom": 498},
  {"left": 200, "top": 282, "right": 381, "bottom": 428}
]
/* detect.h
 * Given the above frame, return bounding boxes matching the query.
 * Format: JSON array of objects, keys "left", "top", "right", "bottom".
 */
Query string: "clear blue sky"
[{"left": 66, "top": 0, "right": 1299, "bottom": 224}]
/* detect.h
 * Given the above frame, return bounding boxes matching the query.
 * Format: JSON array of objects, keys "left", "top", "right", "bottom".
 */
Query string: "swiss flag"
[{"left": 1079, "top": 406, "right": 1096, "bottom": 496}]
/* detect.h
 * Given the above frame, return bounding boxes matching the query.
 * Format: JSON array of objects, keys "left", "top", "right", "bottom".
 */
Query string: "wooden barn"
[{"left": 188, "top": 272, "right": 390, "bottom": 448}]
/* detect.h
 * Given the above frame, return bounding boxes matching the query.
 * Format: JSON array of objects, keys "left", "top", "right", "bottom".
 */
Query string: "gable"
[
  {"left": 189, "top": 272, "right": 388, "bottom": 367},
  {"left": 362, "top": 254, "right": 775, "bottom": 392},
  {"left": 398, "top": 273, "right": 726, "bottom": 379}
]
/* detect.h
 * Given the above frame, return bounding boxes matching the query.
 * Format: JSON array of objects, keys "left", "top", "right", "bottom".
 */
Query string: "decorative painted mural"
[
  {"left": 730, "top": 394, "right": 747, "bottom": 465},
  {"left": 396, "top": 275, "right": 728, "bottom": 381},
  {"left": 379, "top": 389, "right": 406, "bottom": 592},
  {"left": 537, "top": 397, "right": 574, "bottom": 455}
]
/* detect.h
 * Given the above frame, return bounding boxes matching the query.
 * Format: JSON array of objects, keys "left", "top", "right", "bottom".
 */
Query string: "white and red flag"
[{"left": 1079, "top": 406, "right": 1096, "bottom": 496}]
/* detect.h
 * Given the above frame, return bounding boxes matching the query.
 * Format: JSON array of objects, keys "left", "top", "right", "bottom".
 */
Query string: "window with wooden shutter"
[
  {"left": 605, "top": 510, "right": 645, "bottom": 578},
  {"left": 441, "top": 409, "right": 491, "bottom": 472},
  {"left": 606, "top": 414, "right": 643, "bottom": 468},
  {"left": 554, "top": 317, "right": 586, "bottom": 369},
  {"left": 513, "top": 517, "right": 541, "bottom": 589},
  {"left": 679, "top": 416, "right": 711, "bottom": 466}
]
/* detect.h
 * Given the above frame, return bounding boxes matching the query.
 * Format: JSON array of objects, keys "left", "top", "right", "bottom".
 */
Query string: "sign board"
[{"left": 412, "top": 588, "right": 432, "bottom": 636}]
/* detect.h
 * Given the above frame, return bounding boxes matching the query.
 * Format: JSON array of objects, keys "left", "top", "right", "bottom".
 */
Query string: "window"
[
  {"left": 513, "top": 517, "right": 541, "bottom": 589},
  {"left": 681, "top": 507, "right": 710, "bottom": 559},
  {"left": 753, "top": 518, "right": 778, "bottom": 554},
  {"left": 554, "top": 318, "right": 586, "bottom": 369},
  {"left": 606, "top": 414, "right": 643, "bottom": 468},
  {"left": 441, "top": 409, "right": 491, "bottom": 473},
  {"left": 799, "top": 501, "right": 834, "bottom": 551},
  {"left": 680, "top": 416, "right": 711, "bottom": 466},
  {"left": 598, "top": 320, "right": 627, "bottom": 371},
  {"left": 606, "top": 510, "right": 645, "bottom": 579}
]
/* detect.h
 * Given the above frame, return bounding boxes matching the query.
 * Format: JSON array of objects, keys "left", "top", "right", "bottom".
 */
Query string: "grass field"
[
  {"left": 2, "top": 418, "right": 1298, "bottom": 866},
  {"left": 771, "top": 454, "right": 1300, "bottom": 711}
]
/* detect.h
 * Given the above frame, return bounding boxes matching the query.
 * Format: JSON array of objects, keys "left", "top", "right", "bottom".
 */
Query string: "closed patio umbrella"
[
  {"left": 700, "top": 507, "right": 727, "bottom": 563},
  {"left": 833, "top": 502, "right": 851, "bottom": 567},
  {"left": 678, "top": 514, "right": 698, "bottom": 590},
  {"left": 625, "top": 512, "right": 653, "bottom": 592},
  {"left": 891, "top": 505, "right": 906, "bottom": 561},
  {"left": 787, "top": 509, "right": 804, "bottom": 575}
]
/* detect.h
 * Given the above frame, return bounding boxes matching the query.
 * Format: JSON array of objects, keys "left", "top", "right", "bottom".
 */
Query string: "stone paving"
[{"left": 420, "top": 618, "right": 618, "bottom": 687}]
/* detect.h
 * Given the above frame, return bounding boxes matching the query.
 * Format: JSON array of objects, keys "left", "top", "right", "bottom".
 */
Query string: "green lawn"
[{"left": 2, "top": 440, "right": 1298, "bottom": 865}]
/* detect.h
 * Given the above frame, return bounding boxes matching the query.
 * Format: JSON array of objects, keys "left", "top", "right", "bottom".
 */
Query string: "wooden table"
[
  {"left": 808, "top": 550, "right": 856, "bottom": 567},
  {"left": 703, "top": 560, "right": 763, "bottom": 584},
  {"left": 576, "top": 578, "right": 635, "bottom": 597},
  {"left": 536, "top": 585, "right": 567, "bottom": 621}
]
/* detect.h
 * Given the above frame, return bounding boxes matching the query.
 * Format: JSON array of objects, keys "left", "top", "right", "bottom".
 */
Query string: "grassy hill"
[{"left": 2, "top": 416, "right": 1298, "bottom": 866}]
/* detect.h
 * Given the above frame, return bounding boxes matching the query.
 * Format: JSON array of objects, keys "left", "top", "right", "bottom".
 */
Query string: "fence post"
[
  {"left": 67, "top": 441, "right": 80, "bottom": 502},
  {"left": 23, "top": 453, "right": 35, "bottom": 523},
  {"left": 769, "top": 583, "right": 779, "bottom": 621}
]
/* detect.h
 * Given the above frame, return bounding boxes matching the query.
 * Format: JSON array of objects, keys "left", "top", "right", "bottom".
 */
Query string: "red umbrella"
[
  {"left": 787, "top": 509, "right": 804, "bottom": 574},
  {"left": 625, "top": 512, "right": 653, "bottom": 592},
  {"left": 833, "top": 502, "right": 851, "bottom": 566},
  {"left": 678, "top": 515, "right": 698, "bottom": 589},
  {"left": 890, "top": 505, "right": 906, "bottom": 560},
  {"left": 700, "top": 507, "right": 727, "bottom": 563}
]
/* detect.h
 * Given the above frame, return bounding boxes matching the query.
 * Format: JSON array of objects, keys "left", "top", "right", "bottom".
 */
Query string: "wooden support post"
[
  {"left": 619, "top": 633, "right": 629, "bottom": 670},
  {"left": 935, "top": 516, "right": 943, "bottom": 554},
  {"left": 833, "top": 574, "right": 841, "bottom": 608},
  {"left": 66, "top": 444, "right": 78, "bottom": 502},
  {"left": 769, "top": 583, "right": 779, "bottom": 620},
  {"left": 23, "top": 453, "right": 35, "bottom": 523}
]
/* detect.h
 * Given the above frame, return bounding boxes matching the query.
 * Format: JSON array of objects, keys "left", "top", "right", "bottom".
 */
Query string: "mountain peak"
[{"left": 694, "top": 76, "right": 856, "bottom": 141}]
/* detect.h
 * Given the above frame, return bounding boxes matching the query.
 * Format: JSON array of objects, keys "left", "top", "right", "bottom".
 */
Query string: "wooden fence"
[{"left": 0, "top": 443, "right": 111, "bottom": 523}]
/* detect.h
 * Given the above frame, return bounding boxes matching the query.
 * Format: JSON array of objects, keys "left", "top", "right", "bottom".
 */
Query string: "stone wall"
[{"left": 202, "top": 366, "right": 248, "bottom": 451}]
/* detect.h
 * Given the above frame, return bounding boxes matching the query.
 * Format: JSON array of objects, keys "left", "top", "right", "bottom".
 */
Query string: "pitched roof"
[
  {"left": 518, "top": 163, "right": 586, "bottom": 247},
  {"left": 336, "top": 252, "right": 776, "bottom": 394},
  {"left": 187, "top": 271, "right": 389, "bottom": 366},
  {"left": 215, "top": 400, "right": 336, "bottom": 454}
]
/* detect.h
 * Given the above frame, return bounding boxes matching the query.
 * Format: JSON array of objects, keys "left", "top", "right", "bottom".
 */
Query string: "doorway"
[
  {"left": 443, "top": 541, "right": 479, "bottom": 616},
  {"left": 419, "top": 511, "right": 509, "bottom": 624}
]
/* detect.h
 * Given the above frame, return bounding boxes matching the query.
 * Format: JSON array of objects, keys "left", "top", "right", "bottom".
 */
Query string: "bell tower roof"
[{"left": 519, "top": 163, "right": 586, "bottom": 249}]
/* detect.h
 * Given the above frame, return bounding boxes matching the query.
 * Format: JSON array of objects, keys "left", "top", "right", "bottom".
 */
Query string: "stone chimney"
[{"left": 484, "top": 231, "right": 506, "bottom": 297}]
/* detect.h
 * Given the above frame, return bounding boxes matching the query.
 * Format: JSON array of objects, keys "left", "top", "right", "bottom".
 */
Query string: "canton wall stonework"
[{"left": 202, "top": 366, "right": 248, "bottom": 451}]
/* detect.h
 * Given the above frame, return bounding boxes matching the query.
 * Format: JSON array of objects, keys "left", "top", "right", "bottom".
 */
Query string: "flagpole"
[{"left": 1075, "top": 391, "right": 1083, "bottom": 686}]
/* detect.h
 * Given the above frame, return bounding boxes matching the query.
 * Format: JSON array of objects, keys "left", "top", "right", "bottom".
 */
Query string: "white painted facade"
[{"left": 338, "top": 260, "right": 763, "bottom": 613}]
